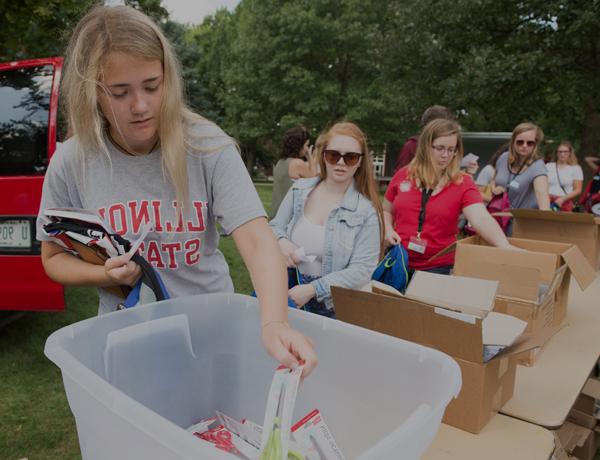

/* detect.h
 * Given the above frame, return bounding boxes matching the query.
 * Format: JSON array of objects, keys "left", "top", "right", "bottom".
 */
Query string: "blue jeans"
[{"left": 300, "top": 273, "right": 336, "bottom": 319}]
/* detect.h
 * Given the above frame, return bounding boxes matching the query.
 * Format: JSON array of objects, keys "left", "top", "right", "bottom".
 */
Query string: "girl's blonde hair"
[
  {"left": 61, "top": 5, "right": 209, "bottom": 214},
  {"left": 408, "top": 118, "right": 464, "bottom": 189},
  {"left": 508, "top": 122, "right": 544, "bottom": 168},
  {"left": 316, "top": 122, "right": 384, "bottom": 256},
  {"left": 554, "top": 140, "right": 578, "bottom": 166}
]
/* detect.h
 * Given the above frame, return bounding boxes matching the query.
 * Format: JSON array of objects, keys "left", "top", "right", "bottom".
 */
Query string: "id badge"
[
  {"left": 509, "top": 180, "right": 520, "bottom": 190},
  {"left": 408, "top": 235, "right": 428, "bottom": 254},
  {"left": 399, "top": 180, "right": 411, "bottom": 192}
]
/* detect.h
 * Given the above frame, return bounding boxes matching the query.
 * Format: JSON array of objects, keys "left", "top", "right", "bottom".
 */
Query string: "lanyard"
[
  {"left": 508, "top": 159, "right": 527, "bottom": 184},
  {"left": 417, "top": 188, "right": 434, "bottom": 238}
]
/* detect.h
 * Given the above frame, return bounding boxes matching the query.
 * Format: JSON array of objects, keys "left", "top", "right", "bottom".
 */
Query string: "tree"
[
  {"left": 218, "top": 0, "right": 404, "bottom": 170},
  {"left": 382, "top": 0, "right": 600, "bottom": 158}
]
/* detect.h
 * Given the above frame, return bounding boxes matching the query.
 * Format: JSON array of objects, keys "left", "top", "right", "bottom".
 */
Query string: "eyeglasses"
[
  {"left": 431, "top": 145, "right": 457, "bottom": 155},
  {"left": 515, "top": 140, "right": 536, "bottom": 147},
  {"left": 323, "top": 149, "right": 363, "bottom": 166},
  {"left": 557, "top": 149, "right": 570, "bottom": 154}
]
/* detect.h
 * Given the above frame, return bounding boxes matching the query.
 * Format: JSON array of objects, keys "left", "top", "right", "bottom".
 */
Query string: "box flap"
[
  {"left": 582, "top": 378, "right": 600, "bottom": 400},
  {"left": 428, "top": 240, "right": 459, "bottom": 262},
  {"left": 369, "top": 280, "right": 404, "bottom": 298},
  {"left": 332, "top": 286, "right": 485, "bottom": 363},
  {"left": 472, "top": 263, "right": 541, "bottom": 301},
  {"left": 558, "top": 421, "right": 592, "bottom": 453},
  {"left": 405, "top": 271, "right": 498, "bottom": 318},
  {"left": 512, "top": 208, "right": 597, "bottom": 224},
  {"left": 482, "top": 312, "right": 527, "bottom": 346},
  {"left": 491, "top": 323, "right": 564, "bottom": 361},
  {"left": 561, "top": 245, "right": 596, "bottom": 290}
]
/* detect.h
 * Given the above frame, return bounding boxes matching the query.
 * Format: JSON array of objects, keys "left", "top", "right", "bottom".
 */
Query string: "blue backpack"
[{"left": 371, "top": 245, "right": 409, "bottom": 292}]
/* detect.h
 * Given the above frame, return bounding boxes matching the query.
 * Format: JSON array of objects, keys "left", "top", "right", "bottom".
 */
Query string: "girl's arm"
[
  {"left": 555, "top": 180, "right": 583, "bottom": 206},
  {"left": 383, "top": 199, "right": 401, "bottom": 245},
  {"left": 232, "top": 216, "right": 317, "bottom": 378},
  {"left": 533, "top": 175, "right": 551, "bottom": 210},
  {"left": 41, "top": 241, "right": 141, "bottom": 287},
  {"left": 288, "top": 150, "right": 318, "bottom": 179}
]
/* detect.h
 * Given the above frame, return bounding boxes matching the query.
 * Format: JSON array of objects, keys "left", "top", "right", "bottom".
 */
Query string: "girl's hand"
[
  {"left": 278, "top": 238, "right": 301, "bottom": 267},
  {"left": 262, "top": 321, "right": 318, "bottom": 379},
  {"left": 104, "top": 254, "right": 142, "bottom": 287},
  {"left": 554, "top": 196, "right": 565, "bottom": 207},
  {"left": 288, "top": 284, "right": 315, "bottom": 308},
  {"left": 384, "top": 228, "right": 401, "bottom": 246},
  {"left": 492, "top": 185, "right": 506, "bottom": 195}
]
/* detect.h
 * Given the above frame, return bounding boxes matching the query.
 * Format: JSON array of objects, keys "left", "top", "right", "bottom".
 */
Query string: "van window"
[{"left": 0, "top": 64, "right": 53, "bottom": 175}]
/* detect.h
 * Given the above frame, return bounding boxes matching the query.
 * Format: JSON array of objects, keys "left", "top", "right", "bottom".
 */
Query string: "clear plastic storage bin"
[{"left": 45, "top": 293, "right": 461, "bottom": 460}]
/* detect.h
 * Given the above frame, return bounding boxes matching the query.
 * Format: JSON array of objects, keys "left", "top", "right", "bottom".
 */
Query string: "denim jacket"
[{"left": 269, "top": 177, "right": 381, "bottom": 311}]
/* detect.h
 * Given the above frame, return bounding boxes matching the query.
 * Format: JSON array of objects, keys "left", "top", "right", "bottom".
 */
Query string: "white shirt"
[
  {"left": 546, "top": 162, "right": 583, "bottom": 196},
  {"left": 290, "top": 214, "right": 325, "bottom": 276}
]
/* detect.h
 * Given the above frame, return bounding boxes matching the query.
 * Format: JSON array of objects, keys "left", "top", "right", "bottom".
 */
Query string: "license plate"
[{"left": 0, "top": 219, "right": 31, "bottom": 248}]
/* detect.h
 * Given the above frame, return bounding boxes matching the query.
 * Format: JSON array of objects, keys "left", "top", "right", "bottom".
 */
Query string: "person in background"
[
  {"left": 36, "top": 4, "right": 316, "bottom": 377},
  {"left": 394, "top": 105, "right": 456, "bottom": 172},
  {"left": 384, "top": 119, "right": 515, "bottom": 277},
  {"left": 475, "top": 142, "right": 509, "bottom": 203},
  {"left": 270, "top": 122, "right": 383, "bottom": 318},
  {"left": 546, "top": 141, "right": 583, "bottom": 212},
  {"left": 491, "top": 122, "right": 550, "bottom": 218},
  {"left": 584, "top": 156, "right": 600, "bottom": 171},
  {"left": 270, "top": 126, "right": 318, "bottom": 218}
]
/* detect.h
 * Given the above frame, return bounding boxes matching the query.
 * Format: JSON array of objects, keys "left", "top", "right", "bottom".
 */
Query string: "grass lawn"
[{"left": 0, "top": 183, "right": 273, "bottom": 460}]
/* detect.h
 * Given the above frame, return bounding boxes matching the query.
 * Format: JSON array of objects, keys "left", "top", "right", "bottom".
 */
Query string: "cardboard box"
[
  {"left": 511, "top": 209, "right": 600, "bottom": 270},
  {"left": 556, "top": 421, "right": 597, "bottom": 460},
  {"left": 332, "top": 274, "right": 556, "bottom": 433},
  {"left": 574, "top": 378, "right": 600, "bottom": 417},
  {"left": 454, "top": 236, "right": 594, "bottom": 325}
]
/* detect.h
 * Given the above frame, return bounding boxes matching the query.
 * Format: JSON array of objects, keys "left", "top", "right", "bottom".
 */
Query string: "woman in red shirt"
[{"left": 383, "top": 119, "right": 513, "bottom": 274}]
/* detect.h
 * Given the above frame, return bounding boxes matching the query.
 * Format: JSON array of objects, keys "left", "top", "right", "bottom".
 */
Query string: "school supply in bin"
[
  {"left": 42, "top": 207, "right": 169, "bottom": 308},
  {"left": 371, "top": 244, "right": 409, "bottom": 292},
  {"left": 186, "top": 364, "right": 345, "bottom": 460}
]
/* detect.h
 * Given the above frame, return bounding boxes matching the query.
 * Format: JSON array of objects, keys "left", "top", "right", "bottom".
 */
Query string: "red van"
[{"left": 0, "top": 57, "right": 65, "bottom": 311}]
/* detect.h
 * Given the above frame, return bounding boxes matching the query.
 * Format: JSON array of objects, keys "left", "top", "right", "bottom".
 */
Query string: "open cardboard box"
[
  {"left": 448, "top": 236, "right": 595, "bottom": 365},
  {"left": 511, "top": 209, "right": 600, "bottom": 270},
  {"left": 333, "top": 272, "right": 560, "bottom": 433},
  {"left": 556, "top": 421, "right": 597, "bottom": 460}
]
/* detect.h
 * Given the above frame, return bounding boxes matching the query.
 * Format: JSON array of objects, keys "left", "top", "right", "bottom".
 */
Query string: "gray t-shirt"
[
  {"left": 36, "top": 121, "right": 266, "bottom": 314},
  {"left": 475, "top": 164, "right": 495, "bottom": 187},
  {"left": 494, "top": 151, "right": 547, "bottom": 209}
]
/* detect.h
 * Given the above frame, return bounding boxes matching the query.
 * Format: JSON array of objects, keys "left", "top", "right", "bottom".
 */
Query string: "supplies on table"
[
  {"left": 448, "top": 235, "right": 595, "bottom": 365},
  {"left": 41, "top": 207, "right": 168, "bottom": 307},
  {"left": 334, "top": 271, "right": 560, "bottom": 433}
]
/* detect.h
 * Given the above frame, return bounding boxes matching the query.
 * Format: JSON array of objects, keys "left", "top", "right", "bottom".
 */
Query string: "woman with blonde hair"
[
  {"left": 270, "top": 122, "right": 383, "bottom": 318},
  {"left": 546, "top": 141, "right": 583, "bottom": 211},
  {"left": 384, "top": 119, "right": 514, "bottom": 276},
  {"left": 35, "top": 5, "right": 316, "bottom": 376},
  {"left": 491, "top": 122, "right": 550, "bottom": 216}
]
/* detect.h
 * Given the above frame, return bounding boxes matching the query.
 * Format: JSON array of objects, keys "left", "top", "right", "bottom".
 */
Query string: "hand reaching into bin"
[{"left": 262, "top": 321, "right": 317, "bottom": 380}]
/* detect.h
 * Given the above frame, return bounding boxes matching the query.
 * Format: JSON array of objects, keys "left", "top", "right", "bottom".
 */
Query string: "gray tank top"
[{"left": 270, "top": 158, "right": 293, "bottom": 218}]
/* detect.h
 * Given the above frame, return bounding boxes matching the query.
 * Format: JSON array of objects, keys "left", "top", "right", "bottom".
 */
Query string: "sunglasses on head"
[
  {"left": 516, "top": 139, "right": 536, "bottom": 147},
  {"left": 323, "top": 149, "right": 363, "bottom": 166}
]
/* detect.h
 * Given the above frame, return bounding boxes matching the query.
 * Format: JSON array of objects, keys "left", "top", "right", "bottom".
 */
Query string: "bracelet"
[{"left": 261, "top": 320, "right": 289, "bottom": 330}]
